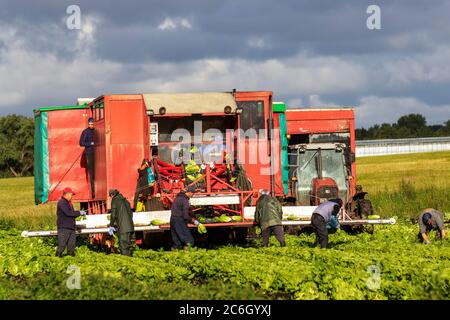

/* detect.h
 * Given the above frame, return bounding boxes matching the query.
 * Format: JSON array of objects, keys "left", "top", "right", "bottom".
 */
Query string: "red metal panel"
[
  {"left": 47, "top": 109, "right": 92, "bottom": 201},
  {"left": 286, "top": 119, "right": 351, "bottom": 134},
  {"left": 104, "top": 96, "right": 149, "bottom": 205},
  {"left": 285, "top": 108, "right": 357, "bottom": 196},
  {"left": 272, "top": 113, "right": 284, "bottom": 195},
  {"left": 235, "top": 92, "right": 273, "bottom": 198},
  {"left": 285, "top": 109, "right": 354, "bottom": 121},
  {"left": 94, "top": 118, "right": 107, "bottom": 201},
  {"left": 285, "top": 109, "right": 354, "bottom": 134}
]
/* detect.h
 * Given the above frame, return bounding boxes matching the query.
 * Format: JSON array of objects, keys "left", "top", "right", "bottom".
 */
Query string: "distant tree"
[
  {"left": 436, "top": 119, "right": 450, "bottom": 136},
  {"left": 397, "top": 114, "right": 427, "bottom": 132},
  {"left": 356, "top": 114, "right": 450, "bottom": 140},
  {"left": 0, "top": 115, "right": 34, "bottom": 177}
]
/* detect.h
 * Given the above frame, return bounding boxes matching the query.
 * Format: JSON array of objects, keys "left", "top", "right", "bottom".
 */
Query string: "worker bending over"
[
  {"left": 56, "top": 187, "right": 86, "bottom": 257},
  {"left": 108, "top": 189, "right": 135, "bottom": 256},
  {"left": 418, "top": 208, "right": 446, "bottom": 244},
  {"left": 254, "top": 189, "right": 286, "bottom": 247},
  {"left": 170, "top": 186, "right": 199, "bottom": 250},
  {"left": 311, "top": 198, "right": 342, "bottom": 249}
]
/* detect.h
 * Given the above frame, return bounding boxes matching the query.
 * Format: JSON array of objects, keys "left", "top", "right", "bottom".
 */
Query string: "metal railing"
[{"left": 356, "top": 136, "right": 450, "bottom": 157}]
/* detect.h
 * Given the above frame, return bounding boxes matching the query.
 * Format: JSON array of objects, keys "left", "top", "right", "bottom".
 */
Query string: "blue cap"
[
  {"left": 88, "top": 117, "right": 94, "bottom": 123},
  {"left": 422, "top": 213, "right": 432, "bottom": 225}
]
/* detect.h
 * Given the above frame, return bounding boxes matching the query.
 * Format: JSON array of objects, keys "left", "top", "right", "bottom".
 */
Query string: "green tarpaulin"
[
  {"left": 34, "top": 111, "right": 49, "bottom": 204},
  {"left": 273, "top": 102, "right": 289, "bottom": 195}
]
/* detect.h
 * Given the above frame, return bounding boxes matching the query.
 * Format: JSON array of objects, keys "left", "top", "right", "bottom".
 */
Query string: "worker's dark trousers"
[
  {"left": 170, "top": 216, "right": 194, "bottom": 249},
  {"left": 56, "top": 228, "right": 76, "bottom": 256},
  {"left": 133, "top": 186, "right": 149, "bottom": 210},
  {"left": 262, "top": 225, "right": 286, "bottom": 247},
  {"left": 86, "top": 152, "right": 95, "bottom": 198},
  {"left": 311, "top": 213, "right": 328, "bottom": 248},
  {"left": 119, "top": 232, "right": 133, "bottom": 256}
]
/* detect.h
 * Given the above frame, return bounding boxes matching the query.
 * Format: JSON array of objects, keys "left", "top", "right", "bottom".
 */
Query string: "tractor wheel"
[
  {"left": 342, "top": 225, "right": 374, "bottom": 235},
  {"left": 233, "top": 227, "right": 248, "bottom": 244}
]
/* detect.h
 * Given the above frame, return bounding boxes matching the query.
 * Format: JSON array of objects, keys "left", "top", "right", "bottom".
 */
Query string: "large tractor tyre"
[
  {"left": 233, "top": 227, "right": 249, "bottom": 244},
  {"left": 341, "top": 224, "right": 374, "bottom": 235},
  {"left": 142, "top": 230, "right": 172, "bottom": 250}
]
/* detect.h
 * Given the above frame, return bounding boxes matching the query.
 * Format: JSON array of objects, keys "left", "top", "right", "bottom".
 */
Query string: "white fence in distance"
[{"left": 355, "top": 136, "right": 450, "bottom": 157}]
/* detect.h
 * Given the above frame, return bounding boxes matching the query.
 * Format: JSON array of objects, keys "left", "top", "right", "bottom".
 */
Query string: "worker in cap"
[
  {"left": 418, "top": 208, "right": 446, "bottom": 244},
  {"left": 108, "top": 189, "right": 135, "bottom": 256},
  {"left": 254, "top": 189, "right": 285, "bottom": 247},
  {"left": 311, "top": 198, "right": 343, "bottom": 249},
  {"left": 55, "top": 187, "right": 86, "bottom": 257},
  {"left": 170, "top": 185, "right": 199, "bottom": 250},
  {"left": 79, "top": 117, "right": 96, "bottom": 198}
]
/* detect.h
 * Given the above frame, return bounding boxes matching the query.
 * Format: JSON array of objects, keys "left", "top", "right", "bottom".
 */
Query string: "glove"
[
  {"left": 424, "top": 240, "right": 431, "bottom": 245},
  {"left": 193, "top": 220, "right": 200, "bottom": 226},
  {"left": 79, "top": 210, "right": 86, "bottom": 216},
  {"left": 197, "top": 223, "right": 207, "bottom": 234},
  {"left": 327, "top": 215, "right": 339, "bottom": 229},
  {"left": 108, "top": 227, "right": 116, "bottom": 236},
  {"left": 90, "top": 142, "right": 95, "bottom": 145}
]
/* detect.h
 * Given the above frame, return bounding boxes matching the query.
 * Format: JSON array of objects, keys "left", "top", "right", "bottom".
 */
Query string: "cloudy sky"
[{"left": 1, "top": 0, "right": 449, "bottom": 128}]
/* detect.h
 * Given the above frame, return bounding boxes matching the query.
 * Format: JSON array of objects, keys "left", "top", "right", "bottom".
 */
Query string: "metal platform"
[{"left": 21, "top": 206, "right": 396, "bottom": 237}]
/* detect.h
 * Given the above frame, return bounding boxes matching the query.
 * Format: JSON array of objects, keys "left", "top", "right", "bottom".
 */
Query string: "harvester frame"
[{"left": 24, "top": 91, "right": 396, "bottom": 240}]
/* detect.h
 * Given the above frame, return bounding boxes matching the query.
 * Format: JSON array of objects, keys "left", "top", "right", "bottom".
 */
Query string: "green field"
[{"left": 0, "top": 151, "right": 449, "bottom": 299}]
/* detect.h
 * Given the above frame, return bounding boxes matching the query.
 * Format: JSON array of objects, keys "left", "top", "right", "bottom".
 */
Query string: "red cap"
[{"left": 62, "top": 187, "right": 76, "bottom": 195}]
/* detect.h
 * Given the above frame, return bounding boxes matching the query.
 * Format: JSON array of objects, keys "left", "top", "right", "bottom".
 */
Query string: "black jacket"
[
  {"left": 56, "top": 197, "right": 81, "bottom": 230},
  {"left": 136, "top": 167, "right": 150, "bottom": 196},
  {"left": 79, "top": 127, "right": 95, "bottom": 155},
  {"left": 110, "top": 193, "right": 135, "bottom": 233},
  {"left": 171, "top": 192, "right": 193, "bottom": 221}
]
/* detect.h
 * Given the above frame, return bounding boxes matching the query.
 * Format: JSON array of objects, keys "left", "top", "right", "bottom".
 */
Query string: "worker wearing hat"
[
  {"left": 79, "top": 117, "right": 96, "bottom": 198},
  {"left": 418, "top": 208, "right": 446, "bottom": 244},
  {"left": 311, "top": 198, "right": 342, "bottom": 249},
  {"left": 170, "top": 185, "right": 199, "bottom": 250},
  {"left": 108, "top": 189, "right": 135, "bottom": 256},
  {"left": 56, "top": 187, "right": 86, "bottom": 257},
  {"left": 254, "top": 189, "right": 285, "bottom": 247}
]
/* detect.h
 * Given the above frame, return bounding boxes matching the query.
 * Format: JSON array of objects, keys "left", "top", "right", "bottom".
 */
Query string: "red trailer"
[{"left": 284, "top": 108, "right": 356, "bottom": 205}]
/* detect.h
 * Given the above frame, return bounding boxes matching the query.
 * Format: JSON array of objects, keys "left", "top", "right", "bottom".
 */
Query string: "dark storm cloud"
[{"left": 2, "top": 0, "right": 450, "bottom": 63}]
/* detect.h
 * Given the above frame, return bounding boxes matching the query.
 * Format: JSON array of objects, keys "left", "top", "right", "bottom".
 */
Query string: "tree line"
[
  {"left": 0, "top": 113, "right": 449, "bottom": 178},
  {"left": 356, "top": 113, "right": 450, "bottom": 140},
  {"left": 0, "top": 115, "right": 34, "bottom": 178}
]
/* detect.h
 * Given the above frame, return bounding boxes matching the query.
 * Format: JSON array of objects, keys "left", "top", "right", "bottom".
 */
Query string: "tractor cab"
[{"left": 289, "top": 142, "right": 349, "bottom": 206}]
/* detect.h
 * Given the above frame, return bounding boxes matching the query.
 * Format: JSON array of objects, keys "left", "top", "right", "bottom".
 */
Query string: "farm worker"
[
  {"left": 254, "top": 189, "right": 286, "bottom": 247},
  {"left": 133, "top": 158, "right": 154, "bottom": 210},
  {"left": 108, "top": 189, "right": 135, "bottom": 256},
  {"left": 79, "top": 117, "right": 96, "bottom": 198},
  {"left": 170, "top": 185, "right": 199, "bottom": 250},
  {"left": 56, "top": 187, "right": 86, "bottom": 257},
  {"left": 418, "top": 208, "right": 446, "bottom": 244},
  {"left": 311, "top": 198, "right": 342, "bottom": 249}
]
